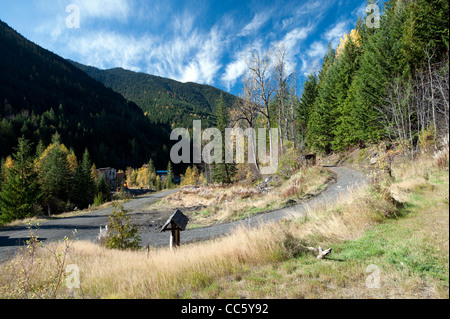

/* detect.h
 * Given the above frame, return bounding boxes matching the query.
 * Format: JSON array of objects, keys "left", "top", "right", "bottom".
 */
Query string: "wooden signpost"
[{"left": 160, "top": 209, "right": 189, "bottom": 250}]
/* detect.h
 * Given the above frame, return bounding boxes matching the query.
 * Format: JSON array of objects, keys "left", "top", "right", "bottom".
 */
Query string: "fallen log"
[{"left": 307, "top": 246, "right": 332, "bottom": 259}]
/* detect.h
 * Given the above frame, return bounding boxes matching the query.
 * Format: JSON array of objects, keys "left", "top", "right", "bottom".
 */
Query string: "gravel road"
[
  {"left": 0, "top": 167, "right": 367, "bottom": 263},
  {"left": 140, "top": 166, "right": 368, "bottom": 247}
]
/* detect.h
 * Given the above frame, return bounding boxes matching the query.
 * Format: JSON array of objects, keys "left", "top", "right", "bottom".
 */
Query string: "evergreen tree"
[
  {"left": 0, "top": 137, "right": 41, "bottom": 224},
  {"left": 307, "top": 44, "right": 337, "bottom": 153},
  {"left": 147, "top": 159, "right": 157, "bottom": 188},
  {"left": 297, "top": 74, "right": 318, "bottom": 145},
  {"left": 308, "top": 64, "right": 338, "bottom": 152},
  {"left": 332, "top": 35, "right": 363, "bottom": 150},
  {"left": 0, "top": 158, "right": 5, "bottom": 193},
  {"left": 72, "top": 149, "right": 96, "bottom": 209},
  {"left": 350, "top": 0, "right": 410, "bottom": 144},
  {"left": 35, "top": 140, "right": 45, "bottom": 159},
  {"left": 38, "top": 133, "right": 72, "bottom": 214},
  {"left": 97, "top": 174, "right": 110, "bottom": 203},
  {"left": 155, "top": 175, "right": 162, "bottom": 191},
  {"left": 104, "top": 203, "right": 140, "bottom": 250},
  {"left": 402, "top": 0, "right": 449, "bottom": 69},
  {"left": 165, "top": 161, "right": 174, "bottom": 189}
]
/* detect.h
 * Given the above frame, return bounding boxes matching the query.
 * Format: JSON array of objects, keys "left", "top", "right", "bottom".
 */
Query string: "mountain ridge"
[{"left": 69, "top": 60, "right": 239, "bottom": 128}]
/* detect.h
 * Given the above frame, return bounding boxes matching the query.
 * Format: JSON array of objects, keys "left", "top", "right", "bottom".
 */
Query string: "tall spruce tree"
[
  {"left": 349, "top": 0, "right": 410, "bottom": 145},
  {"left": 332, "top": 35, "right": 363, "bottom": 150},
  {"left": 297, "top": 74, "right": 318, "bottom": 146},
  {"left": 147, "top": 159, "right": 157, "bottom": 188},
  {"left": 72, "top": 149, "right": 96, "bottom": 209},
  {"left": 165, "top": 161, "right": 174, "bottom": 189},
  {"left": 307, "top": 44, "right": 337, "bottom": 153},
  {"left": 97, "top": 174, "right": 110, "bottom": 202},
  {"left": 38, "top": 133, "right": 72, "bottom": 214},
  {"left": 402, "top": 0, "right": 449, "bottom": 70},
  {"left": 0, "top": 137, "right": 41, "bottom": 224}
]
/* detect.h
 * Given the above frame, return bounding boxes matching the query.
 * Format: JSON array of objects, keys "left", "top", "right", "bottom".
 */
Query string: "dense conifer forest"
[{"left": 70, "top": 61, "right": 238, "bottom": 128}]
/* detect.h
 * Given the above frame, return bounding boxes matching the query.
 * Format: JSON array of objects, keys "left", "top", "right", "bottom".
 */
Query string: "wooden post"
[{"left": 170, "top": 221, "right": 181, "bottom": 250}]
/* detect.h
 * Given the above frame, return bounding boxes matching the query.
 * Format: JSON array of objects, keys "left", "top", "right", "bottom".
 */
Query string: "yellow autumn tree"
[
  {"left": 136, "top": 165, "right": 150, "bottom": 188},
  {"left": 4, "top": 156, "right": 14, "bottom": 170},
  {"left": 181, "top": 166, "right": 201, "bottom": 186},
  {"left": 181, "top": 166, "right": 193, "bottom": 186},
  {"left": 67, "top": 151, "right": 78, "bottom": 176},
  {"left": 335, "top": 29, "right": 361, "bottom": 58}
]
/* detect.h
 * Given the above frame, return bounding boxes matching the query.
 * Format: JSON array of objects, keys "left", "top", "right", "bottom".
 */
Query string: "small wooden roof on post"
[
  {"left": 160, "top": 209, "right": 189, "bottom": 232},
  {"left": 160, "top": 209, "right": 189, "bottom": 250}
]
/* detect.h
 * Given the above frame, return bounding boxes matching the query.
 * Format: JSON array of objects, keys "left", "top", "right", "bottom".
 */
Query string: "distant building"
[
  {"left": 156, "top": 170, "right": 168, "bottom": 177},
  {"left": 97, "top": 167, "right": 117, "bottom": 190}
]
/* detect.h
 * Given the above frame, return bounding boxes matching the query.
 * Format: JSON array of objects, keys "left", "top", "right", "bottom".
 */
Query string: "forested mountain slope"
[
  {"left": 70, "top": 61, "right": 238, "bottom": 128},
  {"left": 0, "top": 20, "right": 171, "bottom": 169}
]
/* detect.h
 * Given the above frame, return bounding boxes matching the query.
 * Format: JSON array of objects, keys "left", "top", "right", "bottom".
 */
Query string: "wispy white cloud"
[
  {"left": 301, "top": 41, "right": 328, "bottom": 76},
  {"left": 178, "top": 26, "right": 224, "bottom": 84},
  {"left": 238, "top": 12, "right": 271, "bottom": 37},
  {"left": 352, "top": 1, "right": 369, "bottom": 19},
  {"left": 221, "top": 57, "right": 247, "bottom": 91},
  {"left": 222, "top": 19, "right": 315, "bottom": 90},
  {"left": 280, "top": 0, "right": 332, "bottom": 30},
  {"left": 73, "top": 0, "right": 132, "bottom": 21},
  {"left": 281, "top": 26, "right": 313, "bottom": 50},
  {"left": 8, "top": 0, "right": 366, "bottom": 92},
  {"left": 297, "top": 18, "right": 349, "bottom": 77},
  {"left": 31, "top": 0, "right": 133, "bottom": 42},
  {"left": 324, "top": 20, "right": 350, "bottom": 47},
  {"left": 67, "top": 31, "right": 153, "bottom": 71},
  {"left": 306, "top": 41, "right": 327, "bottom": 58},
  {"left": 65, "top": 18, "right": 226, "bottom": 86},
  {"left": 221, "top": 39, "right": 264, "bottom": 91}
]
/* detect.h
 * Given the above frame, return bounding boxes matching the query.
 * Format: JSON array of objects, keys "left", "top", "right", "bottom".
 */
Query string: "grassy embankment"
[{"left": 0, "top": 149, "right": 448, "bottom": 299}]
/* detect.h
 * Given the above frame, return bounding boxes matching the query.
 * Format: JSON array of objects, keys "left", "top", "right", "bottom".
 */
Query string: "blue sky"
[{"left": 0, "top": 0, "right": 368, "bottom": 95}]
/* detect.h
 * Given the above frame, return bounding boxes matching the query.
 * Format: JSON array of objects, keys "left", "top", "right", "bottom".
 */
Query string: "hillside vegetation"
[{"left": 71, "top": 62, "right": 238, "bottom": 128}]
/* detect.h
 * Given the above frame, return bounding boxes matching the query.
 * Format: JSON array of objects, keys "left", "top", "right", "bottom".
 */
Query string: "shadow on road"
[{"left": 0, "top": 235, "right": 48, "bottom": 248}]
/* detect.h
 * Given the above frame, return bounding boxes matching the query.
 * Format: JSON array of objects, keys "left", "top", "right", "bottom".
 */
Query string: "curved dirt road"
[
  {"left": 141, "top": 166, "right": 368, "bottom": 247},
  {"left": 0, "top": 167, "right": 367, "bottom": 262}
]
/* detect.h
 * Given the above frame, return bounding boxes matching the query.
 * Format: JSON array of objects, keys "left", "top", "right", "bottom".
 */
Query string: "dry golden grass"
[{"left": 21, "top": 223, "right": 294, "bottom": 298}]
